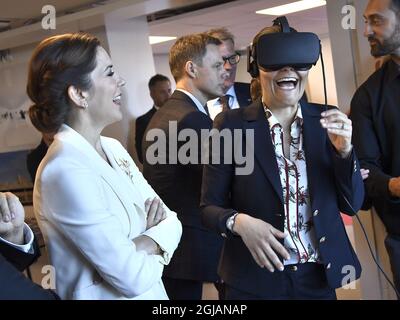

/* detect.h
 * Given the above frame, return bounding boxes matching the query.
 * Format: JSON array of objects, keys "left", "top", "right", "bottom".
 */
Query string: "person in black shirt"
[{"left": 350, "top": 0, "right": 400, "bottom": 298}]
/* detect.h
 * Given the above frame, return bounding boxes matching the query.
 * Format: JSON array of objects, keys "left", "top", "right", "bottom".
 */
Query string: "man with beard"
[{"left": 350, "top": 0, "right": 400, "bottom": 298}]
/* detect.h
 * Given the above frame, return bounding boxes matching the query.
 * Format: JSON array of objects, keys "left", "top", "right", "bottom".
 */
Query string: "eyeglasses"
[{"left": 222, "top": 52, "right": 241, "bottom": 66}]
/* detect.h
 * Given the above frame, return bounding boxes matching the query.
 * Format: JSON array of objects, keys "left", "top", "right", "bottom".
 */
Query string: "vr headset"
[{"left": 247, "top": 16, "right": 321, "bottom": 77}]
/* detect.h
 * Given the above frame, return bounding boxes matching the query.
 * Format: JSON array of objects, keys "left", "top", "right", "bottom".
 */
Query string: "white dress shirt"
[
  {"left": 0, "top": 223, "right": 34, "bottom": 253},
  {"left": 176, "top": 88, "right": 209, "bottom": 115},
  {"left": 264, "top": 104, "right": 320, "bottom": 265},
  {"left": 207, "top": 85, "right": 239, "bottom": 120}
]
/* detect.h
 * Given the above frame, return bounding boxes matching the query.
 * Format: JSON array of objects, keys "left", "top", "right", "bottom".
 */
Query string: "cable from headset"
[
  {"left": 341, "top": 193, "right": 400, "bottom": 299},
  {"left": 319, "top": 44, "right": 328, "bottom": 113},
  {"left": 354, "top": 213, "right": 400, "bottom": 299}
]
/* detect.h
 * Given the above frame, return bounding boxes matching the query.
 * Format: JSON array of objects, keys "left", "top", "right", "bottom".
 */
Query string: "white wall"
[
  {"left": 307, "top": 35, "right": 338, "bottom": 107},
  {"left": 235, "top": 55, "right": 252, "bottom": 84},
  {"left": 103, "top": 15, "right": 156, "bottom": 159},
  {"left": 0, "top": 26, "right": 110, "bottom": 153},
  {"left": 153, "top": 54, "right": 176, "bottom": 91},
  {"left": 0, "top": 43, "right": 41, "bottom": 153}
]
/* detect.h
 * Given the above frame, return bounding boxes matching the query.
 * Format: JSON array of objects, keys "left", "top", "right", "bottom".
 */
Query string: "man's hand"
[
  {"left": 145, "top": 197, "right": 167, "bottom": 230},
  {"left": 0, "top": 192, "right": 25, "bottom": 244},
  {"left": 233, "top": 213, "right": 290, "bottom": 272},
  {"left": 320, "top": 109, "right": 353, "bottom": 158},
  {"left": 389, "top": 177, "right": 400, "bottom": 197},
  {"left": 360, "top": 168, "right": 370, "bottom": 180}
]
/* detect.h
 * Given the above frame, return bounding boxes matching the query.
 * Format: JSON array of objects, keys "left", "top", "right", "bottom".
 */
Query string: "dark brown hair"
[
  {"left": 250, "top": 78, "right": 261, "bottom": 102},
  {"left": 169, "top": 33, "right": 221, "bottom": 82},
  {"left": 27, "top": 33, "right": 100, "bottom": 133},
  {"left": 148, "top": 74, "right": 170, "bottom": 89},
  {"left": 252, "top": 25, "right": 281, "bottom": 48}
]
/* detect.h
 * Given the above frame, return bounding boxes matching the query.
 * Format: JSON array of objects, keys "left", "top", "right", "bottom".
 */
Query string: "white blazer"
[{"left": 33, "top": 124, "right": 182, "bottom": 300}]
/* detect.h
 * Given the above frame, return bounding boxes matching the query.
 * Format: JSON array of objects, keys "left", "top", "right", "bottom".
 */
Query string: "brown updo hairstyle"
[{"left": 27, "top": 33, "right": 100, "bottom": 133}]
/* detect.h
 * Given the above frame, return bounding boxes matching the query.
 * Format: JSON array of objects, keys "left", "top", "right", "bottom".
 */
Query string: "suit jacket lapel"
[
  {"left": 243, "top": 101, "right": 284, "bottom": 204},
  {"left": 234, "top": 83, "right": 252, "bottom": 107},
  {"left": 56, "top": 126, "right": 139, "bottom": 233},
  {"left": 101, "top": 138, "right": 146, "bottom": 216},
  {"left": 171, "top": 90, "right": 200, "bottom": 112},
  {"left": 301, "top": 102, "right": 327, "bottom": 204}
]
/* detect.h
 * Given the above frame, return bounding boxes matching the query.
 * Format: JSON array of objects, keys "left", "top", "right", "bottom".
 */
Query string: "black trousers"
[
  {"left": 384, "top": 234, "right": 400, "bottom": 299},
  {"left": 163, "top": 277, "right": 225, "bottom": 300},
  {"left": 224, "top": 263, "right": 337, "bottom": 300}
]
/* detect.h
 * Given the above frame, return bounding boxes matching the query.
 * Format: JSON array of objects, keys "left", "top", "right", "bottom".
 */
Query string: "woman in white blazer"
[{"left": 27, "top": 33, "right": 182, "bottom": 300}]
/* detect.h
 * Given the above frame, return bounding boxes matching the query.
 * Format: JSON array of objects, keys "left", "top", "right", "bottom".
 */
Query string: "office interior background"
[{"left": 0, "top": 0, "right": 396, "bottom": 299}]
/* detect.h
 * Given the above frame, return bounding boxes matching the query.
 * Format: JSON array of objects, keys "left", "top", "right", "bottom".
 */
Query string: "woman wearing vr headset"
[{"left": 200, "top": 18, "right": 364, "bottom": 299}]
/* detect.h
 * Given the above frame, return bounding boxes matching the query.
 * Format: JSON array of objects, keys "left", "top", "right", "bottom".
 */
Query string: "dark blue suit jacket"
[
  {"left": 233, "top": 82, "right": 252, "bottom": 108},
  {"left": 0, "top": 239, "right": 57, "bottom": 299},
  {"left": 143, "top": 90, "right": 222, "bottom": 282},
  {"left": 200, "top": 99, "right": 364, "bottom": 298}
]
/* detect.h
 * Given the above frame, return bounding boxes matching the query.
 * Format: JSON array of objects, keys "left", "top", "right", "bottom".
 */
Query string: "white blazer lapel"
[
  {"left": 101, "top": 137, "right": 146, "bottom": 217},
  {"left": 56, "top": 125, "right": 138, "bottom": 232}
]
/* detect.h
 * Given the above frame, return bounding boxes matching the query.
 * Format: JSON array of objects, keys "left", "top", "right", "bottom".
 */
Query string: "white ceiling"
[
  {"left": 149, "top": 0, "right": 329, "bottom": 54},
  {"left": 0, "top": 0, "right": 109, "bottom": 19},
  {"left": 0, "top": 0, "right": 329, "bottom": 54}
]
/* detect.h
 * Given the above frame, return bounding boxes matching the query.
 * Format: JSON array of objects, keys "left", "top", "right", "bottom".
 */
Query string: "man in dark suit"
[
  {"left": 350, "top": 0, "right": 400, "bottom": 298},
  {"left": 135, "top": 74, "right": 172, "bottom": 164},
  {"left": 206, "top": 28, "right": 252, "bottom": 120},
  {"left": 142, "top": 33, "right": 228, "bottom": 300},
  {"left": 200, "top": 23, "right": 364, "bottom": 299},
  {"left": 0, "top": 192, "right": 57, "bottom": 299}
]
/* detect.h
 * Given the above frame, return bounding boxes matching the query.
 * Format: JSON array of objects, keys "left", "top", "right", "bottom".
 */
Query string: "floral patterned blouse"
[{"left": 264, "top": 104, "right": 320, "bottom": 265}]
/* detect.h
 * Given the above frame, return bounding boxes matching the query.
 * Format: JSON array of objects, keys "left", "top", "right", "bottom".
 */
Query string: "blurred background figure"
[
  {"left": 135, "top": 74, "right": 172, "bottom": 164},
  {"left": 26, "top": 132, "right": 55, "bottom": 182}
]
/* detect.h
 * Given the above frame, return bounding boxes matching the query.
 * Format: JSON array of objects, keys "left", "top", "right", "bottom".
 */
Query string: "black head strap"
[{"left": 273, "top": 16, "right": 290, "bottom": 33}]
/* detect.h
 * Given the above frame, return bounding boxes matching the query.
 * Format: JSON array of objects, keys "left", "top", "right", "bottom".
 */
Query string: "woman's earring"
[{"left": 82, "top": 100, "right": 88, "bottom": 109}]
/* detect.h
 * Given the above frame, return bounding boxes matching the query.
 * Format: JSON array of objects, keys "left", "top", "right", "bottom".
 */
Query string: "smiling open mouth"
[{"left": 276, "top": 77, "right": 298, "bottom": 90}]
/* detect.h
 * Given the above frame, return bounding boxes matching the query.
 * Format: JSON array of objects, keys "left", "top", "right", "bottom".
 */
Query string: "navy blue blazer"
[
  {"left": 143, "top": 90, "right": 223, "bottom": 282},
  {"left": 200, "top": 99, "right": 364, "bottom": 298},
  {"left": 0, "top": 239, "right": 57, "bottom": 299},
  {"left": 233, "top": 82, "right": 252, "bottom": 108}
]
